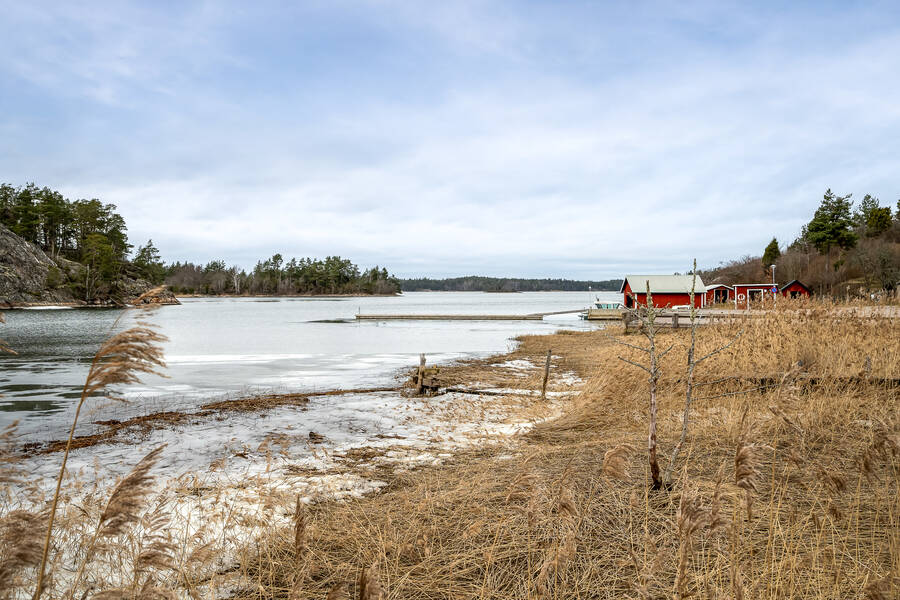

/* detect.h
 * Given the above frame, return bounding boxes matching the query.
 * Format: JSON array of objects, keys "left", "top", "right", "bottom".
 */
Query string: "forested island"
[
  {"left": 164, "top": 256, "right": 400, "bottom": 296},
  {"left": 0, "top": 183, "right": 177, "bottom": 305},
  {"left": 0, "top": 182, "right": 400, "bottom": 304},
  {"left": 400, "top": 277, "right": 623, "bottom": 292}
]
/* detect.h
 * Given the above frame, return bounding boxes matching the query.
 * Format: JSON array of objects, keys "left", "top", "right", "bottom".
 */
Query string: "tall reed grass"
[{"left": 0, "top": 302, "right": 896, "bottom": 598}]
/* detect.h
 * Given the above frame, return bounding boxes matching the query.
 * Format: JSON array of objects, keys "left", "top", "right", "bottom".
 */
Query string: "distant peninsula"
[{"left": 400, "top": 276, "right": 623, "bottom": 292}]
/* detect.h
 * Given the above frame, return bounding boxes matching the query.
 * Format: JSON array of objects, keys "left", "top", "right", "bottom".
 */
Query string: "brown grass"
[
  {"left": 232, "top": 306, "right": 898, "bottom": 599},
  {"left": 2, "top": 304, "right": 898, "bottom": 599}
]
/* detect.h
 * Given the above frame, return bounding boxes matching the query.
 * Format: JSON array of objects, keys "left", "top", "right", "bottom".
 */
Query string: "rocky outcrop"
[
  {"left": 0, "top": 223, "right": 72, "bottom": 306},
  {"left": 0, "top": 223, "right": 179, "bottom": 308}
]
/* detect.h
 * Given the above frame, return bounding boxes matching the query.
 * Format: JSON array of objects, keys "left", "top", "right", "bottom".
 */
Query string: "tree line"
[
  {"left": 1, "top": 182, "right": 400, "bottom": 299},
  {"left": 400, "top": 276, "right": 623, "bottom": 292},
  {"left": 0, "top": 182, "right": 135, "bottom": 300},
  {"left": 703, "top": 190, "right": 900, "bottom": 294},
  {"left": 163, "top": 254, "right": 400, "bottom": 296}
]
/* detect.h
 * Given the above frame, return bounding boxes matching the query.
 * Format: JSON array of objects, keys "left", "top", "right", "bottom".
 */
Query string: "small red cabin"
[
  {"left": 732, "top": 283, "right": 777, "bottom": 309},
  {"left": 705, "top": 284, "right": 733, "bottom": 305},
  {"left": 620, "top": 274, "right": 706, "bottom": 309},
  {"left": 780, "top": 280, "right": 811, "bottom": 299}
]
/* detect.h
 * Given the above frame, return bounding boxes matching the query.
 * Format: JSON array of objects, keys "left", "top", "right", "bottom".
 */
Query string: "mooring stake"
[{"left": 541, "top": 349, "right": 552, "bottom": 400}]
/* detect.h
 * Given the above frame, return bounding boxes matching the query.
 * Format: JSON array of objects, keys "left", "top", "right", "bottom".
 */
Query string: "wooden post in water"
[
  {"left": 416, "top": 353, "right": 426, "bottom": 395},
  {"left": 541, "top": 349, "right": 552, "bottom": 400}
]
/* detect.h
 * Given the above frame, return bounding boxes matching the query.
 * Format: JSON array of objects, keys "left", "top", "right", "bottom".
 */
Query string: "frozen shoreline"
[{"left": 4, "top": 354, "right": 584, "bottom": 599}]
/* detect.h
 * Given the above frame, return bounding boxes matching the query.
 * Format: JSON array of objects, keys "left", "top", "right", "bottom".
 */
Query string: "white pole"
[{"left": 772, "top": 265, "right": 776, "bottom": 309}]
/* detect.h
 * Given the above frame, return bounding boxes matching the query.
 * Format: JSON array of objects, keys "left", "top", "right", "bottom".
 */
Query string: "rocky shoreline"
[{"left": 1, "top": 222, "right": 179, "bottom": 308}]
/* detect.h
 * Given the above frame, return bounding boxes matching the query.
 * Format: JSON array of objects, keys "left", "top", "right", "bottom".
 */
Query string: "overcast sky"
[{"left": 1, "top": 1, "right": 899, "bottom": 278}]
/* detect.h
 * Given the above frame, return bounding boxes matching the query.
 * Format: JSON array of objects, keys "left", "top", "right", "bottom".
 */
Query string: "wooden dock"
[
  {"left": 584, "top": 308, "right": 626, "bottom": 320},
  {"left": 355, "top": 308, "right": 584, "bottom": 321},
  {"left": 356, "top": 313, "right": 544, "bottom": 321}
]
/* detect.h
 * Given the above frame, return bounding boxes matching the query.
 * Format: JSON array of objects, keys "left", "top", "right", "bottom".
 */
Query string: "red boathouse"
[
  {"left": 620, "top": 275, "right": 706, "bottom": 309},
  {"left": 732, "top": 283, "right": 776, "bottom": 309},
  {"left": 780, "top": 280, "right": 812, "bottom": 299},
  {"left": 705, "top": 283, "right": 733, "bottom": 305}
]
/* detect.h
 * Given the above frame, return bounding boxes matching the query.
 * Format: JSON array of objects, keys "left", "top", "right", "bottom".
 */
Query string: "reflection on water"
[{"left": 0, "top": 291, "right": 616, "bottom": 438}]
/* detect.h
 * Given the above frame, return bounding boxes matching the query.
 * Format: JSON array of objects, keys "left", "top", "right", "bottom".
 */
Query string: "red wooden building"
[
  {"left": 620, "top": 274, "right": 706, "bottom": 309},
  {"left": 780, "top": 280, "right": 812, "bottom": 299},
  {"left": 732, "top": 283, "right": 775, "bottom": 309},
  {"left": 705, "top": 283, "right": 733, "bottom": 305}
]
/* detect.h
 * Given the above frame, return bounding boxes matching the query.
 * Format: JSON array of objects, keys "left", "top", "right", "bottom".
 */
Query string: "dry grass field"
[{"left": 1, "top": 304, "right": 898, "bottom": 599}]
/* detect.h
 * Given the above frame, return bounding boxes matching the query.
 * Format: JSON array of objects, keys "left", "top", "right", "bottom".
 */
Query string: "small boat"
[{"left": 581, "top": 298, "right": 625, "bottom": 320}]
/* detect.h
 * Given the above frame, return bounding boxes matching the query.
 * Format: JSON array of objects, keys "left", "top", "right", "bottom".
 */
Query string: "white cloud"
[{"left": 1, "top": 2, "right": 899, "bottom": 278}]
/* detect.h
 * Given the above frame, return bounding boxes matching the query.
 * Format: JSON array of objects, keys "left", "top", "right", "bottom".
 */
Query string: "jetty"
[{"left": 355, "top": 308, "right": 584, "bottom": 321}]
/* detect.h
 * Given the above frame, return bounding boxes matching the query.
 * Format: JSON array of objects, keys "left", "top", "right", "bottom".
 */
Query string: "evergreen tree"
[
  {"left": 762, "top": 237, "right": 781, "bottom": 269},
  {"left": 133, "top": 239, "right": 166, "bottom": 284},
  {"left": 854, "top": 194, "right": 892, "bottom": 237},
  {"left": 805, "top": 189, "right": 858, "bottom": 254}
]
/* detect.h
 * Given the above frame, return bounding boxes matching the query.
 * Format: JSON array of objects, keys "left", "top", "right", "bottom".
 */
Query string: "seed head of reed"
[
  {"left": 557, "top": 485, "right": 578, "bottom": 523},
  {"left": 864, "top": 576, "right": 898, "bottom": 600},
  {"left": 0, "top": 510, "right": 46, "bottom": 593},
  {"left": 535, "top": 529, "right": 576, "bottom": 597},
  {"left": 602, "top": 443, "right": 635, "bottom": 480},
  {"left": 84, "top": 321, "right": 168, "bottom": 401},
  {"left": 325, "top": 582, "right": 348, "bottom": 600},
  {"left": 99, "top": 445, "right": 166, "bottom": 538},
  {"left": 357, "top": 561, "right": 384, "bottom": 600},
  {"left": 734, "top": 409, "right": 760, "bottom": 520}
]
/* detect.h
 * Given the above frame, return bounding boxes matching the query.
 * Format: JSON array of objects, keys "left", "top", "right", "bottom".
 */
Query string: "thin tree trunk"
[
  {"left": 646, "top": 284, "right": 662, "bottom": 489},
  {"left": 664, "top": 260, "right": 698, "bottom": 485}
]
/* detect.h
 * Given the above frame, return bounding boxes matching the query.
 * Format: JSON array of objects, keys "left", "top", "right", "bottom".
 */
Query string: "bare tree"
[
  {"left": 662, "top": 260, "right": 742, "bottom": 486},
  {"left": 615, "top": 282, "right": 675, "bottom": 489}
]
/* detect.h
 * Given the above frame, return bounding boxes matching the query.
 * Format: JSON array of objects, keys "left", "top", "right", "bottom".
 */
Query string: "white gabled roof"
[{"left": 619, "top": 274, "right": 706, "bottom": 294}]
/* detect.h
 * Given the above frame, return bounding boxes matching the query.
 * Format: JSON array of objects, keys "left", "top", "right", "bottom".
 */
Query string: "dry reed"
[{"left": 3, "top": 301, "right": 897, "bottom": 599}]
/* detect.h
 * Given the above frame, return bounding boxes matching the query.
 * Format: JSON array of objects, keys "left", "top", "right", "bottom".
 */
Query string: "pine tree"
[{"left": 762, "top": 237, "right": 781, "bottom": 269}]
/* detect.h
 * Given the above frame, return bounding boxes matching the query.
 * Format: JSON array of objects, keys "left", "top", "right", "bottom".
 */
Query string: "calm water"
[{"left": 1, "top": 291, "right": 618, "bottom": 438}]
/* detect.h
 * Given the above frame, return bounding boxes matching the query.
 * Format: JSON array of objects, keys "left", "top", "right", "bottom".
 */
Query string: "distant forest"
[
  {"left": 1, "top": 182, "right": 401, "bottom": 298},
  {"left": 165, "top": 255, "right": 400, "bottom": 296},
  {"left": 400, "top": 277, "right": 623, "bottom": 292},
  {"left": 701, "top": 189, "right": 900, "bottom": 294}
]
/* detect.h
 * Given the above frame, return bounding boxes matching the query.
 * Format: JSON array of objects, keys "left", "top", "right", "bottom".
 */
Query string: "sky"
[{"left": 1, "top": 1, "right": 899, "bottom": 279}]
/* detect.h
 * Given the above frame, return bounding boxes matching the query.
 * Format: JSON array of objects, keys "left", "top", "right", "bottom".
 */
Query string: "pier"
[{"left": 355, "top": 308, "right": 585, "bottom": 321}]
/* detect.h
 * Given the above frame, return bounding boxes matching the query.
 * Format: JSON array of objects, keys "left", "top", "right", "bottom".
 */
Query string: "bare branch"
[
  {"left": 658, "top": 343, "right": 677, "bottom": 359},
  {"left": 696, "top": 329, "right": 744, "bottom": 364},
  {"left": 618, "top": 356, "right": 652, "bottom": 374},
  {"left": 603, "top": 331, "right": 652, "bottom": 354}
]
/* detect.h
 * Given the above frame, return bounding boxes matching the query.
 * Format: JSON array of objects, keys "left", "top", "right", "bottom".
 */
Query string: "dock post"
[
  {"left": 541, "top": 349, "right": 552, "bottom": 400},
  {"left": 416, "top": 354, "right": 426, "bottom": 395}
]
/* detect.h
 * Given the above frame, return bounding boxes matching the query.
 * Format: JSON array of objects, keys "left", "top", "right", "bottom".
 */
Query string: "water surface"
[{"left": 0, "top": 291, "right": 618, "bottom": 439}]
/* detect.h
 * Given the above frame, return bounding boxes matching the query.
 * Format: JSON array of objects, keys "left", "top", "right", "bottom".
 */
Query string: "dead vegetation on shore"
[
  {"left": 239, "top": 307, "right": 898, "bottom": 599},
  {"left": 1, "top": 305, "right": 898, "bottom": 599}
]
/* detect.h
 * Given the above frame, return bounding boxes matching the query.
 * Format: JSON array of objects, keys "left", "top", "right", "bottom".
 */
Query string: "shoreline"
[
  {"left": 175, "top": 292, "right": 402, "bottom": 299},
  {"left": 4, "top": 306, "right": 897, "bottom": 598}
]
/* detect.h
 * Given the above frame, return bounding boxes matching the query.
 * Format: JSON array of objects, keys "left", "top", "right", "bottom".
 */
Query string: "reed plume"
[
  {"left": 325, "top": 582, "right": 348, "bottom": 600},
  {"left": 601, "top": 443, "right": 634, "bottom": 480},
  {"left": 357, "top": 562, "right": 384, "bottom": 600},
  {"left": 99, "top": 445, "right": 166, "bottom": 537},
  {"left": 34, "top": 316, "right": 168, "bottom": 600},
  {"left": 535, "top": 529, "right": 576, "bottom": 597},
  {"left": 734, "top": 409, "right": 760, "bottom": 520},
  {"left": 864, "top": 575, "right": 898, "bottom": 600},
  {"left": 0, "top": 510, "right": 46, "bottom": 594}
]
